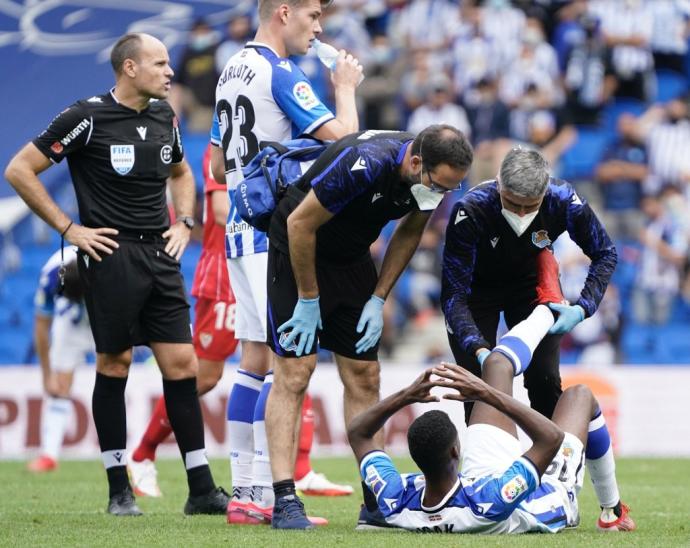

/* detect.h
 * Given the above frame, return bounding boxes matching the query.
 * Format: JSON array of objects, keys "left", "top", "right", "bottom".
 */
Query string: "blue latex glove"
[
  {"left": 477, "top": 349, "right": 490, "bottom": 367},
  {"left": 278, "top": 296, "right": 322, "bottom": 357},
  {"left": 548, "top": 303, "right": 585, "bottom": 334},
  {"left": 355, "top": 295, "right": 386, "bottom": 354}
]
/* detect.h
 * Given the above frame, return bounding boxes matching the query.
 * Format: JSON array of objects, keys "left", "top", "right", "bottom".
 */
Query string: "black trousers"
[{"left": 447, "top": 284, "right": 563, "bottom": 423}]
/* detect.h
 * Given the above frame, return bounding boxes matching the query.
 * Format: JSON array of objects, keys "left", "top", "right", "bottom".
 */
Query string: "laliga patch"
[
  {"left": 293, "top": 81, "right": 319, "bottom": 110},
  {"left": 501, "top": 474, "right": 528, "bottom": 503},
  {"left": 200, "top": 332, "right": 213, "bottom": 348},
  {"left": 365, "top": 464, "right": 387, "bottom": 498},
  {"left": 531, "top": 229, "right": 551, "bottom": 249},
  {"left": 110, "top": 144, "right": 135, "bottom": 175}
]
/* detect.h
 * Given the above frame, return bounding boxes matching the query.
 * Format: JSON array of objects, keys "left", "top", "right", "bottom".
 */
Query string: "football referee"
[{"left": 5, "top": 33, "right": 228, "bottom": 517}]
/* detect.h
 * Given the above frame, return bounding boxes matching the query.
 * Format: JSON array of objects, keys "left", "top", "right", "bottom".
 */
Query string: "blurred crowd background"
[{"left": 2, "top": 0, "right": 690, "bottom": 366}]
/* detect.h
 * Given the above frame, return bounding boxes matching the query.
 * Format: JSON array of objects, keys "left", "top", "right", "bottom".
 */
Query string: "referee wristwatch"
[{"left": 177, "top": 216, "right": 195, "bottom": 230}]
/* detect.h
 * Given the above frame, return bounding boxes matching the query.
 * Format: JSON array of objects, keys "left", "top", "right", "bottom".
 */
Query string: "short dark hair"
[
  {"left": 258, "top": 0, "right": 332, "bottom": 22},
  {"left": 407, "top": 410, "right": 458, "bottom": 476},
  {"left": 410, "top": 124, "right": 473, "bottom": 172},
  {"left": 59, "top": 261, "right": 85, "bottom": 303},
  {"left": 110, "top": 33, "right": 143, "bottom": 74}
]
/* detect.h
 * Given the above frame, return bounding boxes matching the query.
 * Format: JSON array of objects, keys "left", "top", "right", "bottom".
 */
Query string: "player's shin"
[
  {"left": 227, "top": 369, "right": 263, "bottom": 501},
  {"left": 585, "top": 408, "right": 620, "bottom": 509},
  {"left": 492, "top": 305, "right": 555, "bottom": 375},
  {"left": 251, "top": 373, "right": 275, "bottom": 508}
]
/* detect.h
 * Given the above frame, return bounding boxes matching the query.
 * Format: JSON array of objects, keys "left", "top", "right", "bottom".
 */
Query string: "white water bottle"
[{"left": 312, "top": 39, "right": 364, "bottom": 85}]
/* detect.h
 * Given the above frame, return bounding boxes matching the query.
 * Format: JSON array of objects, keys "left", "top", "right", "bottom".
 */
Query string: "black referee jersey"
[{"left": 33, "top": 90, "right": 183, "bottom": 232}]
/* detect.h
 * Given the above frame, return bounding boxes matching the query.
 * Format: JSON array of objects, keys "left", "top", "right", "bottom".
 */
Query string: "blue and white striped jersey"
[
  {"left": 360, "top": 450, "right": 567, "bottom": 534},
  {"left": 214, "top": 42, "right": 334, "bottom": 258},
  {"left": 34, "top": 248, "right": 86, "bottom": 326}
]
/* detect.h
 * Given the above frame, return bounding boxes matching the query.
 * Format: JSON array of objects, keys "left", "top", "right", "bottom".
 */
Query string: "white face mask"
[
  {"left": 501, "top": 207, "right": 539, "bottom": 236},
  {"left": 410, "top": 183, "right": 444, "bottom": 211}
]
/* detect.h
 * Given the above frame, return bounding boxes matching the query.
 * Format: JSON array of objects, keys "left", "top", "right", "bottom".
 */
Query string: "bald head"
[{"left": 111, "top": 33, "right": 166, "bottom": 75}]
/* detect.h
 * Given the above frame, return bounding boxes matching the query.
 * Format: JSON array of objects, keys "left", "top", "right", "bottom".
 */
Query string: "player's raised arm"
[
  {"left": 347, "top": 369, "right": 440, "bottom": 463},
  {"left": 434, "top": 362, "right": 564, "bottom": 476}
]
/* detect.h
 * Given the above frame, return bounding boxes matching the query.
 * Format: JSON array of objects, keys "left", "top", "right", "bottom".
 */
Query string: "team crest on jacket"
[
  {"left": 110, "top": 145, "right": 135, "bottom": 175},
  {"left": 531, "top": 229, "right": 551, "bottom": 249}
]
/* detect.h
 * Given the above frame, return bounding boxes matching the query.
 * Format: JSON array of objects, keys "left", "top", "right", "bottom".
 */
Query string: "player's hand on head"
[
  {"left": 162, "top": 222, "right": 191, "bottom": 261},
  {"left": 403, "top": 368, "right": 442, "bottom": 404},
  {"left": 432, "top": 362, "right": 488, "bottom": 402},
  {"left": 65, "top": 224, "right": 119, "bottom": 262},
  {"left": 332, "top": 50, "right": 363, "bottom": 88}
]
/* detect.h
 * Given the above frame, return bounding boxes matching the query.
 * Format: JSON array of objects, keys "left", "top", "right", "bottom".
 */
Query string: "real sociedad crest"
[
  {"left": 531, "top": 229, "right": 551, "bottom": 249},
  {"left": 110, "top": 144, "right": 135, "bottom": 175}
]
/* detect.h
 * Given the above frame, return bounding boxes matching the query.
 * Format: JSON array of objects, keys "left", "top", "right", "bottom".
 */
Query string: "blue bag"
[{"left": 235, "top": 138, "right": 329, "bottom": 232}]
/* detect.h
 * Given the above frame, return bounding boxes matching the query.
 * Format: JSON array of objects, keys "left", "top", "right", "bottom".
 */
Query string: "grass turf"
[{"left": 1, "top": 457, "right": 688, "bottom": 547}]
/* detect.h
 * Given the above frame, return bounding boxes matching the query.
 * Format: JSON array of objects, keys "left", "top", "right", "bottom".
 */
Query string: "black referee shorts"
[
  {"left": 77, "top": 233, "right": 192, "bottom": 354},
  {"left": 266, "top": 245, "right": 378, "bottom": 361}
]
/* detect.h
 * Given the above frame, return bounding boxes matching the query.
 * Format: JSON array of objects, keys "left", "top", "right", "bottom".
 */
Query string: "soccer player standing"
[
  {"left": 5, "top": 33, "right": 227, "bottom": 516},
  {"left": 28, "top": 249, "right": 94, "bottom": 473},
  {"left": 214, "top": 0, "right": 362, "bottom": 524}
]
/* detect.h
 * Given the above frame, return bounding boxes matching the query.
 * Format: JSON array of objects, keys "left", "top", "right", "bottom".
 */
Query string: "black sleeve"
[
  {"left": 441, "top": 204, "right": 492, "bottom": 355},
  {"left": 169, "top": 105, "right": 184, "bottom": 164},
  {"left": 32, "top": 102, "right": 91, "bottom": 163}
]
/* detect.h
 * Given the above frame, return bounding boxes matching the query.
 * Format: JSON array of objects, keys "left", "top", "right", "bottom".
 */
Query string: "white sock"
[
  {"left": 251, "top": 373, "right": 274, "bottom": 507},
  {"left": 227, "top": 369, "right": 263, "bottom": 498},
  {"left": 493, "top": 305, "right": 555, "bottom": 375},
  {"left": 41, "top": 396, "right": 71, "bottom": 460},
  {"left": 586, "top": 413, "right": 620, "bottom": 509}
]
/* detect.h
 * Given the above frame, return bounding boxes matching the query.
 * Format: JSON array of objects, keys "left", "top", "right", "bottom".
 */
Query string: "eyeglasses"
[{"left": 423, "top": 168, "right": 459, "bottom": 194}]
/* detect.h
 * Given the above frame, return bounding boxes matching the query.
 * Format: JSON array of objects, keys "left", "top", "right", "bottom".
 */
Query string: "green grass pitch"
[{"left": 1, "top": 457, "right": 688, "bottom": 547}]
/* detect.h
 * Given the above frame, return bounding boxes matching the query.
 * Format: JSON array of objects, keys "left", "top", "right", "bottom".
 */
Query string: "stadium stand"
[{"left": 1, "top": 0, "right": 690, "bottom": 366}]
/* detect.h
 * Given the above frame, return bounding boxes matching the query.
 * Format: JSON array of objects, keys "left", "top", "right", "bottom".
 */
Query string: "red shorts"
[{"left": 193, "top": 297, "right": 239, "bottom": 361}]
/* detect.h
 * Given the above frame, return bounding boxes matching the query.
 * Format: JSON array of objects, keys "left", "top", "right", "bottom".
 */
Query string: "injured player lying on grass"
[{"left": 347, "top": 304, "right": 636, "bottom": 534}]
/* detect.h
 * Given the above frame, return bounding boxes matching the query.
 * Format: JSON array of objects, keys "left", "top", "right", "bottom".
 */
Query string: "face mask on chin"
[{"left": 410, "top": 183, "right": 444, "bottom": 211}]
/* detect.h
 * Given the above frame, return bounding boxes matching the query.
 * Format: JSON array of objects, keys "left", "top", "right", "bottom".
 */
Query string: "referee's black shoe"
[
  {"left": 184, "top": 486, "right": 231, "bottom": 515},
  {"left": 107, "top": 487, "right": 143, "bottom": 516}
]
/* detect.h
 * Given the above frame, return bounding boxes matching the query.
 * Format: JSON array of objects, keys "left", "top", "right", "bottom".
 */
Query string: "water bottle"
[{"left": 312, "top": 39, "right": 364, "bottom": 85}]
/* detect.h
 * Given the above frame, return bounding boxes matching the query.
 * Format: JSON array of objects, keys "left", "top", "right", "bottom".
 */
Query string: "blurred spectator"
[
  {"left": 479, "top": 0, "right": 526, "bottom": 70},
  {"left": 631, "top": 96, "right": 690, "bottom": 193},
  {"left": 320, "top": 3, "right": 372, "bottom": 65},
  {"left": 215, "top": 14, "right": 254, "bottom": 74},
  {"left": 450, "top": 4, "right": 500, "bottom": 101},
  {"left": 169, "top": 18, "right": 221, "bottom": 132},
  {"left": 552, "top": 0, "right": 589, "bottom": 72},
  {"left": 392, "top": 0, "right": 459, "bottom": 65},
  {"left": 357, "top": 34, "right": 403, "bottom": 130},
  {"left": 500, "top": 20, "right": 562, "bottom": 140},
  {"left": 563, "top": 13, "right": 617, "bottom": 126},
  {"left": 648, "top": 0, "right": 690, "bottom": 75},
  {"left": 524, "top": 110, "right": 576, "bottom": 169},
  {"left": 595, "top": 114, "right": 647, "bottom": 239},
  {"left": 406, "top": 73, "right": 471, "bottom": 138},
  {"left": 399, "top": 51, "right": 435, "bottom": 120},
  {"left": 591, "top": 0, "right": 654, "bottom": 102},
  {"left": 633, "top": 190, "right": 688, "bottom": 328}
]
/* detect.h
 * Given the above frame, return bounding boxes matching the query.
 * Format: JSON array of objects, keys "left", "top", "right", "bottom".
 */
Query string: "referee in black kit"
[{"left": 5, "top": 33, "right": 228, "bottom": 516}]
